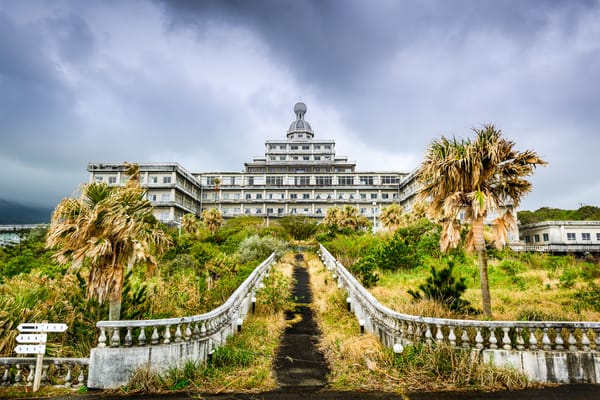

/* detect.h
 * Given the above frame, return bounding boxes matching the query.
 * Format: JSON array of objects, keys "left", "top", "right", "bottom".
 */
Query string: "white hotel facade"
[{"left": 88, "top": 102, "right": 412, "bottom": 230}]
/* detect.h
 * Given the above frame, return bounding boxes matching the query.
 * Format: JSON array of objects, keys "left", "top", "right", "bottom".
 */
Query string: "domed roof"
[{"left": 287, "top": 101, "right": 314, "bottom": 138}]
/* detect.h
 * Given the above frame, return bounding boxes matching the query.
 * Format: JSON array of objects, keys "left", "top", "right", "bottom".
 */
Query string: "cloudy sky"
[{"left": 1, "top": 0, "right": 599, "bottom": 211}]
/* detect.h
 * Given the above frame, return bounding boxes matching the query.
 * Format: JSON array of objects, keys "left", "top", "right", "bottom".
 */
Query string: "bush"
[
  {"left": 408, "top": 258, "right": 477, "bottom": 313},
  {"left": 277, "top": 216, "right": 319, "bottom": 240},
  {"left": 237, "top": 235, "right": 288, "bottom": 264}
]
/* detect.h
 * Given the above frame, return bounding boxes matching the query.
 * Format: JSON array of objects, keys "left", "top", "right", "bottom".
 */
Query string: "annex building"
[{"left": 88, "top": 102, "right": 410, "bottom": 230}]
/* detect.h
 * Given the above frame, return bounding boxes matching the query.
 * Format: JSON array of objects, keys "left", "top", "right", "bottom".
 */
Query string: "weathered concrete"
[
  {"left": 483, "top": 349, "right": 600, "bottom": 383},
  {"left": 88, "top": 338, "right": 211, "bottom": 388}
]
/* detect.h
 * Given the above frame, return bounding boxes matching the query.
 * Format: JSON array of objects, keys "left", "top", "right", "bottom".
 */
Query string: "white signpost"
[{"left": 14, "top": 322, "right": 68, "bottom": 392}]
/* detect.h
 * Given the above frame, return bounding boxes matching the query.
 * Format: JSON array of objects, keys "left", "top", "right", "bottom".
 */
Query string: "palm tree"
[
  {"left": 324, "top": 206, "right": 369, "bottom": 231},
  {"left": 379, "top": 203, "right": 404, "bottom": 233},
  {"left": 416, "top": 124, "right": 546, "bottom": 317},
  {"left": 181, "top": 213, "right": 200, "bottom": 236},
  {"left": 46, "top": 163, "right": 171, "bottom": 320},
  {"left": 202, "top": 208, "right": 223, "bottom": 234}
]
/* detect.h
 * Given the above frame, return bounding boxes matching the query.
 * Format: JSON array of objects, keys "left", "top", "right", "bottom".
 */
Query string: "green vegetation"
[{"left": 518, "top": 205, "right": 600, "bottom": 225}]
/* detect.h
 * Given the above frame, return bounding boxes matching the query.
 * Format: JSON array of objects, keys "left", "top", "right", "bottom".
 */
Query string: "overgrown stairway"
[{"left": 274, "top": 253, "right": 329, "bottom": 388}]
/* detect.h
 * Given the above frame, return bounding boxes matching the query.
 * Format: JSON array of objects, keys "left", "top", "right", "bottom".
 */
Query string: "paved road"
[{"left": 32, "top": 384, "right": 600, "bottom": 400}]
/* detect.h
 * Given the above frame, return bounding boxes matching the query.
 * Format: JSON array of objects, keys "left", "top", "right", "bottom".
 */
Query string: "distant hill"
[
  {"left": 518, "top": 206, "right": 600, "bottom": 225},
  {"left": 0, "top": 199, "right": 52, "bottom": 224}
]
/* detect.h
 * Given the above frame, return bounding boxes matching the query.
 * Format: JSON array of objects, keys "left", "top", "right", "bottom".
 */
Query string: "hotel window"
[
  {"left": 222, "top": 193, "right": 230, "bottom": 200},
  {"left": 316, "top": 176, "right": 332, "bottom": 185},
  {"left": 293, "top": 157, "right": 298, "bottom": 160},
  {"left": 270, "top": 156, "right": 276, "bottom": 160},
  {"left": 370, "top": 193, "right": 377, "bottom": 199},
  {"left": 316, "top": 194, "right": 321, "bottom": 199},
  {"left": 291, "top": 193, "right": 298, "bottom": 199},
  {"left": 303, "top": 208, "right": 309, "bottom": 214},
  {"left": 315, "top": 145, "right": 321, "bottom": 150},
  {"left": 524, "top": 236, "right": 531, "bottom": 243},
  {"left": 534, "top": 234, "right": 540, "bottom": 242},
  {"left": 280, "top": 156, "right": 286, "bottom": 160},
  {"left": 245, "top": 194, "right": 252, "bottom": 199},
  {"left": 315, "top": 156, "right": 321, "bottom": 160},
  {"left": 267, "top": 208, "right": 273, "bottom": 214},
  {"left": 150, "top": 176, "right": 158, "bottom": 184},
  {"left": 256, "top": 208, "right": 262, "bottom": 214},
  {"left": 279, "top": 145, "right": 285, "bottom": 150},
  {"left": 338, "top": 194, "right": 344, "bottom": 199},
  {"left": 234, "top": 208, "right": 240, "bottom": 214},
  {"left": 95, "top": 176, "right": 104, "bottom": 182},
  {"left": 597, "top": 233, "right": 600, "bottom": 241},
  {"left": 298, "top": 134, "right": 303, "bottom": 138},
  {"left": 316, "top": 208, "right": 322, "bottom": 214},
  {"left": 256, "top": 193, "right": 262, "bottom": 199},
  {"left": 338, "top": 176, "right": 354, "bottom": 185},
  {"left": 302, "top": 145, "right": 310, "bottom": 150},
  {"left": 161, "top": 193, "right": 170, "bottom": 201},
  {"left": 303, "top": 156, "right": 310, "bottom": 160},
  {"left": 543, "top": 233, "right": 549, "bottom": 241},
  {"left": 247, "top": 176, "right": 254, "bottom": 185},
  {"left": 278, "top": 208, "right": 284, "bottom": 214},
  {"left": 234, "top": 193, "right": 241, "bottom": 200},
  {"left": 295, "top": 176, "right": 310, "bottom": 185},
  {"left": 222, "top": 208, "right": 228, "bottom": 214},
  {"left": 325, "top": 145, "right": 331, "bottom": 150},
  {"left": 360, "top": 208, "right": 367, "bottom": 214},
  {"left": 148, "top": 194, "right": 157, "bottom": 201},
  {"left": 360, "top": 176, "right": 374, "bottom": 185},
  {"left": 360, "top": 193, "right": 367, "bottom": 200},
  {"left": 381, "top": 176, "right": 400, "bottom": 184},
  {"left": 163, "top": 176, "right": 171, "bottom": 184},
  {"left": 303, "top": 193, "right": 310, "bottom": 199},
  {"left": 291, "top": 145, "right": 298, "bottom": 150},
  {"left": 291, "top": 208, "right": 297, "bottom": 214},
  {"left": 567, "top": 233, "right": 576, "bottom": 240},
  {"left": 108, "top": 176, "right": 117, "bottom": 184},
  {"left": 245, "top": 208, "right": 250, "bottom": 214},
  {"left": 382, "top": 193, "right": 389, "bottom": 199},
  {"left": 582, "top": 233, "right": 591, "bottom": 240}
]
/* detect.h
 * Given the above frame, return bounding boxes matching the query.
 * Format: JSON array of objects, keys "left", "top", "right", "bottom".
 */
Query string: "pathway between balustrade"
[{"left": 273, "top": 253, "right": 330, "bottom": 389}]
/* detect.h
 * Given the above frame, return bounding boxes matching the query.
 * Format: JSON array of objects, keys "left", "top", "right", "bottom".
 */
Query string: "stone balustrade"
[
  {"left": 319, "top": 244, "right": 600, "bottom": 383},
  {"left": 87, "top": 252, "right": 276, "bottom": 389},
  {"left": 0, "top": 358, "right": 88, "bottom": 388}
]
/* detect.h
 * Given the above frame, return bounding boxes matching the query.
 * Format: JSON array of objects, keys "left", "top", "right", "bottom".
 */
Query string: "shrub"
[
  {"left": 277, "top": 216, "right": 319, "bottom": 240},
  {"left": 408, "top": 258, "right": 476, "bottom": 313},
  {"left": 237, "top": 235, "right": 288, "bottom": 264}
]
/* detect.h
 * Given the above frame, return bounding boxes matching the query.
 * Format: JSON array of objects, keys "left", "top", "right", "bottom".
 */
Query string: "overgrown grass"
[
  {"left": 372, "top": 253, "right": 600, "bottom": 321},
  {"left": 307, "top": 252, "right": 530, "bottom": 392},
  {"left": 122, "top": 257, "right": 295, "bottom": 394}
]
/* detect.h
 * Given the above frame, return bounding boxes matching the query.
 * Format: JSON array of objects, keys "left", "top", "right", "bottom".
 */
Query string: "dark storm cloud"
[{"left": 1, "top": 0, "right": 599, "bottom": 210}]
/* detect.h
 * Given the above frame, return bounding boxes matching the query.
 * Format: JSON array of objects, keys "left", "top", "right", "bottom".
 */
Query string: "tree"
[
  {"left": 379, "top": 203, "right": 404, "bottom": 233},
  {"left": 324, "top": 206, "right": 369, "bottom": 232},
  {"left": 202, "top": 208, "right": 223, "bottom": 234},
  {"left": 46, "top": 162, "right": 171, "bottom": 320},
  {"left": 181, "top": 213, "right": 200, "bottom": 236},
  {"left": 416, "top": 124, "right": 546, "bottom": 317}
]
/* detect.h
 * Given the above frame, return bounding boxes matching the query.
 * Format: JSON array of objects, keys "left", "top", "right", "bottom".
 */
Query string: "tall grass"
[{"left": 307, "top": 252, "right": 530, "bottom": 392}]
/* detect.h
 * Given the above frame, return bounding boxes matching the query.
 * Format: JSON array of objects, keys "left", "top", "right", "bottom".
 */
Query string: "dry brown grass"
[{"left": 307, "top": 252, "right": 530, "bottom": 392}]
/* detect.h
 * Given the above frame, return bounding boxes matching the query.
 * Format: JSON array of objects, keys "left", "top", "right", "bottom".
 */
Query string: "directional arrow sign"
[
  {"left": 14, "top": 344, "right": 46, "bottom": 354},
  {"left": 16, "top": 333, "right": 47, "bottom": 343},
  {"left": 17, "top": 323, "right": 68, "bottom": 333}
]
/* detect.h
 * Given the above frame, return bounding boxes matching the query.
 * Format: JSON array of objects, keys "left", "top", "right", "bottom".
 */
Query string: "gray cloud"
[{"left": 0, "top": 0, "right": 599, "bottom": 210}]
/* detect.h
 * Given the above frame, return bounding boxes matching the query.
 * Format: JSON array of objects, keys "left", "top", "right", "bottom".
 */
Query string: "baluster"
[
  {"left": 448, "top": 326, "right": 456, "bottom": 347},
  {"left": 2, "top": 364, "right": 9, "bottom": 386},
  {"left": 594, "top": 328, "right": 600, "bottom": 351},
  {"left": 151, "top": 326, "right": 160, "bottom": 345},
  {"left": 110, "top": 328, "right": 120, "bottom": 347},
  {"left": 125, "top": 327, "right": 133, "bottom": 347},
  {"left": 425, "top": 324, "right": 433, "bottom": 344},
  {"left": 77, "top": 367, "right": 85, "bottom": 387},
  {"left": 568, "top": 328, "right": 578, "bottom": 351},
  {"left": 201, "top": 322, "right": 207, "bottom": 337},
  {"left": 529, "top": 328, "right": 538, "bottom": 350},
  {"left": 193, "top": 322, "right": 200, "bottom": 339},
  {"left": 164, "top": 325, "right": 172, "bottom": 344},
  {"left": 554, "top": 328, "right": 564, "bottom": 350},
  {"left": 138, "top": 327, "right": 146, "bottom": 346},
  {"left": 406, "top": 322, "right": 414, "bottom": 343},
  {"left": 41, "top": 364, "right": 49, "bottom": 384},
  {"left": 15, "top": 364, "right": 22, "bottom": 384},
  {"left": 542, "top": 328, "right": 551, "bottom": 351},
  {"left": 64, "top": 364, "right": 72, "bottom": 388},
  {"left": 502, "top": 327, "right": 512, "bottom": 350},
  {"left": 98, "top": 327, "right": 107, "bottom": 348},
  {"left": 516, "top": 327, "right": 525, "bottom": 350},
  {"left": 27, "top": 364, "right": 34, "bottom": 386},
  {"left": 435, "top": 324, "right": 444, "bottom": 343},
  {"left": 461, "top": 327, "right": 470, "bottom": 348},
  {"left": 174, "top": 324, "right": 183, "bottom": 343},
  {"left": 414, "top": 323, "right": 422, "bottom": 342},
  {"left": 475, "top": 327, "right": 484, "bottom": 349},
  {"left": 185, "top": 323, "right": 192, "bottom": 341},
  {"left": 489, "top": 328, "right": 498, "bottom": 350},
  {"left": 581, "top": 330, "right": 591, "bottom": 352}
]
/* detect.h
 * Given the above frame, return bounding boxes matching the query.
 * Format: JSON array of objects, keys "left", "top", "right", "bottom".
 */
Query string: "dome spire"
[{"left": 287, "top": 101, "right": 314, "bottom": 140}]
